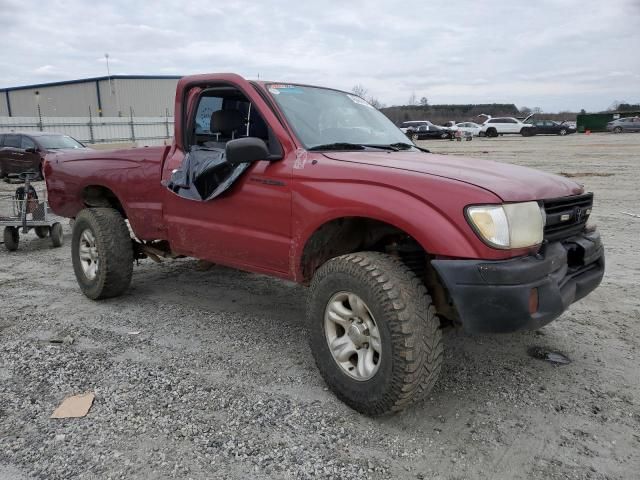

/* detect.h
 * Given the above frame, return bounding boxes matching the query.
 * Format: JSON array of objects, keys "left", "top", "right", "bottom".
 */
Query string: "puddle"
[{"left": 527, "top": 346, "right": 571, "bottom": 365}]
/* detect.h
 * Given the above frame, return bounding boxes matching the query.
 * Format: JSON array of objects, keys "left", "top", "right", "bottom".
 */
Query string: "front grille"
[{"left": 542, "top": 193, "right": 593, "bottom": 242}]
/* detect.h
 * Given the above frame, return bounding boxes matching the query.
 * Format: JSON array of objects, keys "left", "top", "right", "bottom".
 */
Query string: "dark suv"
[{"left": 0, "top": 132, "right": 86, "bottom": 179}]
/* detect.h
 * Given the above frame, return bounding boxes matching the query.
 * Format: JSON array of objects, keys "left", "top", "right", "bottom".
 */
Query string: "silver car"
[{"left": 607, "top": 116, "right": 640, "bottom": 133}]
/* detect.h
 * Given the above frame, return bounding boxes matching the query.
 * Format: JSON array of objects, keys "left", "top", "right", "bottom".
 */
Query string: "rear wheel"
[
  {"left": 71, "top": 208, "right": 133, "bottom": 299},
  {"left": 307, "top": 252, "right": 443, "bottom": 416},
  {"left": 50, "top": 222, "right": 63, "bottom": 247},
  {"left": 35, "top": 226, "right": 49, "bottom": 238},
  {"left": 3, "top": 227, "right": 19, "bottom": 251},
  {"left": 411, "top": 133, "right": 419, "bottom": 141}
]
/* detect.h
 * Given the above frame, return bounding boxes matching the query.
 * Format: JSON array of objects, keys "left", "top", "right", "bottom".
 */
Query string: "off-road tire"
[
  {"left": 3, "top": 227, "right": 19, "bottom": 251},
  {"left": 35, "top": 226, "right": 49, "bottom": 238},
  {"left": 50, "top": 222, "right": 63, "bottom": 247},
  {"left": 72, "top": 208, "right": 133, "bottom": 300},
  {"left": 307, "top": 252, "right": 443, "bottom": 416}
]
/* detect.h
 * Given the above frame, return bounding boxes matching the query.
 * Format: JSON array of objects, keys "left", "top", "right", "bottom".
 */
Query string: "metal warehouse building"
[{"left": 0, "top": 75, "right": 182, "bottom": 118}]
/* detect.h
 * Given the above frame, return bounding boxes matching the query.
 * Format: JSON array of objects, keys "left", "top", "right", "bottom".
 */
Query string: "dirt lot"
[{"left": 1, "top": 133, "right": 638, "bottom": 479}]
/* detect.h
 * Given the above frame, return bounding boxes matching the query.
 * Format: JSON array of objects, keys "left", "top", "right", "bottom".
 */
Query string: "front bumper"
[{"left": 432, "top": 231, "right": 604, "bottom": 333}]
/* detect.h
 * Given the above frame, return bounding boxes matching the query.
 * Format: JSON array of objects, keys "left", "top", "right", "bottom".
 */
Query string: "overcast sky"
[{"left": 1, "top": 0, "right": 638, "bottom": 112}]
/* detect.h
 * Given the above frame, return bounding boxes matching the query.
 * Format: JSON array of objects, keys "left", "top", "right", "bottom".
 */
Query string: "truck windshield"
[
  {"left": 267, "top": 84, "right": 412, "bottom": 150},
  {"left": 38, "top": 135, "right": 84, "bottom": 150}
]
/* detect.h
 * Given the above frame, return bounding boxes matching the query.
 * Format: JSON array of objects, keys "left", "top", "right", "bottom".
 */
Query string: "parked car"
[
  {"left": 607, "top": 116, "right": 640, "bottom": 133},
  {"left": 45, "top": 73, "right": 605, "bottom": 416},
  {"left": 400, "top": 121, "right": 450, "bottom": 140},
  {"left": 399, "top": 120, "right": 428, "bottom": 133},
  {"left": 480, "top": 116, "right": 536, "bottom": 137},
  {"left": 453, "top": 122, "right": 482, "bottom": 136},
  {"left": 528, "top": 120, "right": 576, "bottom": 136},
  {"left": 0, "top": 132, "right": 87, "bottom": 179}
]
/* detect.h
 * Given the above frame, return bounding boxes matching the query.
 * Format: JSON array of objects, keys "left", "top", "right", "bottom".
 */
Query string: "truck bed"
[{"left": 45, "top": 145, "right": 170, "bottom": 241}]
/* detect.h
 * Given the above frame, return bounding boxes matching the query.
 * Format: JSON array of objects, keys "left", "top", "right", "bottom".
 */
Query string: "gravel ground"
[{"left": 1, "top": 133, "right": 639, "bottom": 479}]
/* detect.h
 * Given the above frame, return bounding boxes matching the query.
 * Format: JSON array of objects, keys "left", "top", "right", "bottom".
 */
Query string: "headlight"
[{"left": 466, "top": 202, "right": 544, "bottom": 249}]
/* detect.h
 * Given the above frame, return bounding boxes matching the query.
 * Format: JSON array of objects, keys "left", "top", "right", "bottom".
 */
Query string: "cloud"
[{"left": 1, "top": 0, "right": 639, "bottom": 112}]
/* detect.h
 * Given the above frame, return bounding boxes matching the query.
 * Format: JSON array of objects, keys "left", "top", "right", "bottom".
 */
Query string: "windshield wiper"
[
  {"left": 388, "top": 142, "right": 415, "bottom": 150},
  {"left": 364, "top": 142, "right": 427, "bottom": 152},
  {"left": 308, "top": 143, "right": 366, "bottom": 151},
  {"left": 308, "top": 142, "right": 428, "bottom": 153}
]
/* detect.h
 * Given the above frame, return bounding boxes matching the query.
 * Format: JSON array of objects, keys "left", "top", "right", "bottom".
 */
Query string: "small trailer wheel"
[
  {"left": 3, "top": 227, "right": 19, "bottom": 251},
  {"left": 51, "top": 222, "right": 64, "bottom": 247},
  {"left": 35, "top": 226, "right": 49, "bottom": 238}
]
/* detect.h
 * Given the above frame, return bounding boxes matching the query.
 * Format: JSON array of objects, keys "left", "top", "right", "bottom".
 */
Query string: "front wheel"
[
  {"left": 71, "top": 208, "right": 133, "bottom": 300},
  {"left": 613, "top": 126, "right": 623, "bottom": 134},
  {"left": 307, "top": 252, "right": 443, "bottom": 416},
  {"left": 35, "top": 226, "right": 49, "bottom": 238},
  {"left": 411, "top": 133, "right": 419, "bottom": 141},
  {"left": 559, "top": 128, "right": 567, "bottom": 136}
]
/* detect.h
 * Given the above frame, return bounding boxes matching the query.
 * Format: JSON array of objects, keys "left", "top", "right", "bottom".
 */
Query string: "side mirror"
[{"left": 225, "top": 137, "right": 270, "bottom": 166}]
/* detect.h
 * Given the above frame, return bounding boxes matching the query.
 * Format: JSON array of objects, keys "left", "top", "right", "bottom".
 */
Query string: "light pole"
[
  {"left": 104, "top": 53, "right": 122, "bottom": 117},
  {"left": 35, "top": 90, "right": 43, "bottom": 131}
]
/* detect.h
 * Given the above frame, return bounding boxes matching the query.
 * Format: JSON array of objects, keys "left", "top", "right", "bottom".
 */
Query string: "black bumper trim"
[{"left": 432, "top": 231, "right": 605, "bottom": 334}]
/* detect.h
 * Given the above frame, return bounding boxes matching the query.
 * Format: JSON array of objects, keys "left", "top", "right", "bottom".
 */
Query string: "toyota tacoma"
[{"left": 45, "top": 74, "right": 605, "bottom": 416}]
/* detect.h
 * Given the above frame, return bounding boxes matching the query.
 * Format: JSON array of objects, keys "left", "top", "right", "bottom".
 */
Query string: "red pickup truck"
[{"left": 45, "top": 73, "right": 604, "bottom": 415}]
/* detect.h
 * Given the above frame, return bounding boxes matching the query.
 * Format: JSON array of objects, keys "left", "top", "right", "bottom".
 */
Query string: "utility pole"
[
  {"left": 35, "top": 91, "right": 43, "bottom": 131},
  {"left": 105, "top": 53, "right": 122, "bottom": 117}
]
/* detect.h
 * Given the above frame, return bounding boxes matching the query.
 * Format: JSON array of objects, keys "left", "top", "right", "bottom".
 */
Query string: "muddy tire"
[
  {"left": 3, "top": 227, "right": 19, "bottom": 251},
  {"left": 307, "top": 252, "right": 443, "bottom": 416},
  {"left": 35, "top": 226, "right": 49, "bottom": 238},
  {"left": 71, "top": 208, "right": 133, "bottom": 300},
  {"left": 50, "top": 222, "right": 63, "bottom": 247}
]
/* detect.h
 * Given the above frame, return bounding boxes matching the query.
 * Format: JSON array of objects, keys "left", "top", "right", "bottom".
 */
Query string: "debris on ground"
[
  {"left": 621, "top": 211, "right": 640, "bottom": 218},
  {"left": 48, "top": 335, "right": 74, "bottom": 345},
  {"left": 527, "top": 346, "right": 571, "bottom": 365},
  {"left": 50, "top": 392, "right": 95, "bottom": 419}
]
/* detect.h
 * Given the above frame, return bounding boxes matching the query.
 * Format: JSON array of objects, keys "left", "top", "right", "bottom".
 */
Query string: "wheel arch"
[
  {"left": 81, "top": 185, "right": 127, "bottom": 218},
  {"left": 295, "top": 208, "right": 475, "bottom": 280}
]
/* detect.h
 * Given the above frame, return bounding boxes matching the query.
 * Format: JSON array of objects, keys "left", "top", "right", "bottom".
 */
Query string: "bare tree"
[
  {"left": 352, "top": 84, "right": 368, "bottom": 98},
  {"left": 352, "top": 84, "right": 384, "bottom": 109},
  {"left": 419, "top": 96, "right": 429, "bottom": 107}
]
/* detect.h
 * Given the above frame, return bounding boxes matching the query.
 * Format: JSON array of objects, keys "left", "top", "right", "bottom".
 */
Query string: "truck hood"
[{"left": 322, "top": 151, "right": 583, "bottom": 202}]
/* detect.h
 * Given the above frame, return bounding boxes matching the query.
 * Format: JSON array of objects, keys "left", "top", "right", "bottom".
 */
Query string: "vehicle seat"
[{"left": 211, "top": 109, "right": 245, "bottom": 140}]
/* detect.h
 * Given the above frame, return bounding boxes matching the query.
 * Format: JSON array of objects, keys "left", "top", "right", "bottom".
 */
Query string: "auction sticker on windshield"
[{"left": 269, "top": 84, "right": 303, "bottom": 94}]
